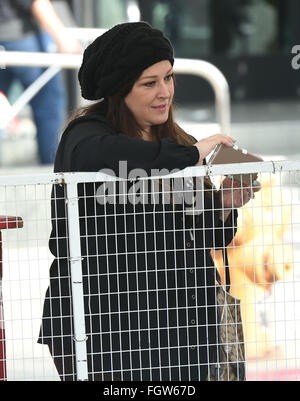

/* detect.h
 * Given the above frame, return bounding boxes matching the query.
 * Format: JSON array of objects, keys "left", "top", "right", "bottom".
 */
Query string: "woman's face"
[{"left": 124, "top": 60, "right": 174, "bottom": 134}]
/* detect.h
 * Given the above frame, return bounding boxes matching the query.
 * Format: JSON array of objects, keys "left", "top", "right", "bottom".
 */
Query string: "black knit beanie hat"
[{"left": 78, "top": 22, "right": 174, "bottom": 100}]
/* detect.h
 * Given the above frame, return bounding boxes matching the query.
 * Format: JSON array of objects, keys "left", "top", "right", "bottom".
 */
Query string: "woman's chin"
[{"left": 151, "top": 115, "right": 169, "bottom": 126}]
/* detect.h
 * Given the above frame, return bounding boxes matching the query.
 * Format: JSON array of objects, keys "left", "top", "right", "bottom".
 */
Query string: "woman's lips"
[{"left": 151, "top": 103, "right": 168, "bottom": 112}]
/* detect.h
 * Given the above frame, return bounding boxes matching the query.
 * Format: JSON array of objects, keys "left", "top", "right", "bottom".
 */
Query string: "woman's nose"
[{"left": 157, "top": 81, "right": 171, "bottom": 98}]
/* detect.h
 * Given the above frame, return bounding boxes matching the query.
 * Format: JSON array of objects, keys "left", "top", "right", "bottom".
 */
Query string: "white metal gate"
[{"left": 0, "top": 160, "right": 299, "bottom": 381}]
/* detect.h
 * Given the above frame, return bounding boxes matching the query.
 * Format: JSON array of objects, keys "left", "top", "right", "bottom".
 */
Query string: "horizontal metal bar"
[
  {"left": 60, "top": 161, "right": 300, "bottom": 183},
  {"left": 0, "top": 172, "right": 62, "bottom": 186},
  {"left": 0, "top": 161, "right": 299, "bottom": 187},
  {"left": 0, "top": 51, "right": 82, "bottom": 69}
]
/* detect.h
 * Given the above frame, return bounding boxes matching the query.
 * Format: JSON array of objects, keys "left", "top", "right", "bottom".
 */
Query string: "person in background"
[
  {"left": 210, "top": 0, "right": 253, "bottom": 54},
  {"left": 0, "top": 0, "right": 81, "bottom": 164},
  {"left": 137, "top": 0, "right": 182, "bottom": 50}
]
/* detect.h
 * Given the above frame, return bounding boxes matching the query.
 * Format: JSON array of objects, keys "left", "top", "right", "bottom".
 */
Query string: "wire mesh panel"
[
  {"left": 0, "top": 175, "right": 59, "bottom": 380},
  {"left": 0, "top": 162, "right": 299, "bottom": 381}
]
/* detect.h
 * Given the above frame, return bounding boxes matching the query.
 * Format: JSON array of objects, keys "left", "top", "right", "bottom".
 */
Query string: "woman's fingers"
[
  {"left": 210, "top": 134, "right": 236, "bottom": 147},
  {"left": 223, "top": 178, "right": 262, "bottom": 191},
  {"left": 252, "top": 180, "right": 262, "bottom": 192},
  {"left": 221, "top": 178, "right": 262, "bottom": 208},
  {"left": 194, "top": 134, "right": 236, "bottom": 164}
]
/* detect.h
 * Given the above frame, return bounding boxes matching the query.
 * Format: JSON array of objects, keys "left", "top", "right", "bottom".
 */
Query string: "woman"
[{"left": 38, "top": 22, "right": 258, "bottom": 381}]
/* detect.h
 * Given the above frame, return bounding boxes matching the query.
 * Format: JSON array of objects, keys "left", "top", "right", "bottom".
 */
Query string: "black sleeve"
[
  {"left": 70, "top": 123, "right": 199, "bottom": 175},
  {"left": 209, "top": 188, "right": 239, "bottom": 248}
]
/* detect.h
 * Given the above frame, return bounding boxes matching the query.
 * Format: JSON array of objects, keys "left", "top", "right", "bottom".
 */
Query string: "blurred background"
[{"left": 1, "top": 0, "right": 300, "bottom": 169}]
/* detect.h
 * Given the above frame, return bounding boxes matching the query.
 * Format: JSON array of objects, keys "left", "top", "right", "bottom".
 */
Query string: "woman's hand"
[
  {"left": 193, "top": 134, "right": 236, "bottom": 165},
  {"left": 220, "top": 177, "right": 261, "bottom": 209}
]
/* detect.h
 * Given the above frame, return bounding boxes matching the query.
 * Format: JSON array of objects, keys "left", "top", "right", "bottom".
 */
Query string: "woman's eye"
[
  {"left": 165, "top": 73, "right": 174, "bottom": 81},
  {"left": 144, "top": 81, "right": 155, "bottom": 87},
  {"left": 143, "top": 74, "right": 173, "bottom": 87}
]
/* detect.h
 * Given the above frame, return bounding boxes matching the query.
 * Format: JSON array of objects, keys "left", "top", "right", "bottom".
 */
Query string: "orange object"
[{"left": 212, "top": 176, "right": 293, "bottom": 360}]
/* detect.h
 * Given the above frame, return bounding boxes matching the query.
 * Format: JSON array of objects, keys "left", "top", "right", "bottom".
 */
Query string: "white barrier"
[{"left": 0, "top": 160, "right": 299, "bottom": 380}]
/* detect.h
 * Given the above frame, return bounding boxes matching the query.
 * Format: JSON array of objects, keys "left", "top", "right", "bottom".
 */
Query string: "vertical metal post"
[
  {"left": 0, "top": 230, "right": 6, "bottom": 381},
  {"left": 65, "top": 181, "right": 88, "bottom": 381},
  {"left": 0, "top": 216, "right": 23, "bottom": 381}
]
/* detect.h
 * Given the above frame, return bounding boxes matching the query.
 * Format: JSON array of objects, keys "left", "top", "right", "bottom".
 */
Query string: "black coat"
[{"left": 38, "top": 115, "right": 238, "bottom": 381}]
